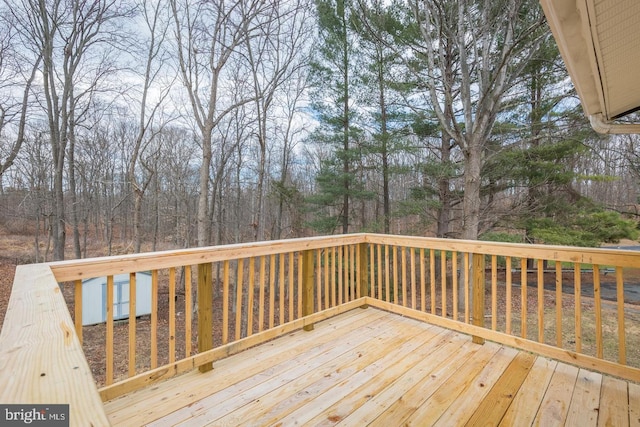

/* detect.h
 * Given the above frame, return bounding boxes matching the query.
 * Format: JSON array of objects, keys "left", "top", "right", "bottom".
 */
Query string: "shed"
[{"left": 81, "top": 272, "right": 153, "bottom": 326}]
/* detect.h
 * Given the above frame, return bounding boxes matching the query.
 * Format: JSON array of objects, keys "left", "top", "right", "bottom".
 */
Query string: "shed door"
[{"left": 102, "top": 281, "right": 130, "bottom": 321}]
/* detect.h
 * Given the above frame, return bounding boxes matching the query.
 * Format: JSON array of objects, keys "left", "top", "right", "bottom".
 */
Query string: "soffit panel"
[{"left": 590, "top": 0, "right": 640, "bottom": 118}]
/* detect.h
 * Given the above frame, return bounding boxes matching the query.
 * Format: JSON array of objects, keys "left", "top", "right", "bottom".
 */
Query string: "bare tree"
[
  {"left": 8, "top": 0, "right": 132, "bottom": 259},
  {"left": 128, "top": 0, "right": 174, "bottom": 252},
  {"left": 411, "top": 0, "right": 546, "bottom": 240},
  {"left": 0, "top": 12, "right": 41, "bottom": 179},
  {"left": 271, "top": 67, "right": 309, "bottom": 240},
  {"left": 170, "top": 0, "right": 268, "bottom": 246},
  {"left": 243, "top": 0, "right": 312, "bottom": 241}
]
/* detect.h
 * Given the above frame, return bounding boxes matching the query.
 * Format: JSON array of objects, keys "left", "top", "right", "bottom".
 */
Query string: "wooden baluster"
[
  {"left": 555, "top": 261, "right": 562, "bottom": 348},
  {"left": 302, "top": 249, "right": 315, "bottom": 331},
  {"left": 151, "top": 269, "right": 159, "bottom": 369},
  {"left": 506, "top": 257, "right": 512, "bottom": 335},
  {"left": 106, "top": 275, "right": 114, "bottom": 385},
  {"left": 350, "top": 245, "right": 356, "bottom": 301},
  {"left": 235, "top": 259, "right": 244, "bottom": 341},
  {"left": 338, "top": 246, "right": 344, "bottom": 305},
  {"left": 169, "top": 267, "right": 176, "bottom": 363},
  {"left": 537, "top": 259, "right": 544, "bottom": 343},
  {"left": 616, "top": 267, "right": 626, "bottom": 365},
  {"left": 185, "top": 266, "right": 192, "bottom": 357},
  {"left": 401, "top": 247, "right": 407, "bottom": 307},
  {"left": 324, "top": 249, "right": 330, "bottom": 308},
  {"left": 259, "top": 256, "right": 266, "bottom": 332},
  {"left": 351, "top": 245, "right": 356, "bottom": 301},
  {"left": 410, "top": 247, "right": 416, "bottom": 310},
  {"left": 593, "top": 264, "right": 603, "bottom": 358},
  {"left": 430, "top": 249, "right": 436, "bottom": 315},
  {"left": 279, "top": 254, "right": 285, "bottom": 324},
  {"left": 247, "top": 258, "right": 255, "bottom": 335},
  {"left": 574, "top": 262, "right": 581, "bottom": 353},
  {"left": 441, "top": 251, "right": 447, "bottom": 317},
  {"left": 492, "top": 256, "right": 498, "bottom": 331},
  {"left": 222, "top": 260, "right": 230, "bottom": 344},
  {"left": 420, "top": 248, "right": 426, "bottom": 312},
  {"left": 452, "top": 252, "right": 458, "bottom": 321},
  {"left": 343, "top": 246, "right": 349, "bottom": 302},
  {"left": 316, "top": 249, "right": 322, "bottom": 310},
  {"left": 384, "top": 245, "right": 390, "bottom": 302},
  {"left": 358, "top": 242, "right": 369, "bottom": 302},
  {"left": 464, "top": 253, "right": 470, "bottom": 323},
  {"left": 521, "top": 258, "right": 527, "bottom": 339},
  {"left": 197, "top": 264, "right": 212, "bottom": 372},
  {"left": 297, "top": 252, "right": 303, "bottom": 319},
  {"left": 74, "top": 279, "right": 82, "bottom": 344},
  {"left": 331, "top": 247, "right": 337, "bottom": 307},
  {"left": 128, "top": 272, "right": 136, "bottom": 377},
  {"left": 472, "top": 254, "right": 485, "bottom": 345},
  {"left": 377, "top": 244, "right": 383, "bottom": 300},
  {"left": 356, "top": 244, "right": 361, "bottom": 299},
  {"left": 368, "top": 244, "right": 375, "bottom": 299},
  {"left": 269, "top": 255, "right": 275, "bottom": 329},
  {"left": 393, "top": 246, "right": 398, "bottom": 305},
  {"left": 289, "top": 252, "right": 295, "bottom": 320}
]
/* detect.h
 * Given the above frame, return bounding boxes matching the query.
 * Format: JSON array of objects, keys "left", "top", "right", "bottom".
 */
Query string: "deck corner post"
[
  {"left": 197, "top": 262, "right": 214, "bottom": 372},
  {"left": 358, "top": 242, "right": 369, "bottom": 308},
  {"left": 472, "top": 252, "right": 486, "bottom": 345},
  {"left": 302, "top": 249, "right": 315, "bottom": 331}
]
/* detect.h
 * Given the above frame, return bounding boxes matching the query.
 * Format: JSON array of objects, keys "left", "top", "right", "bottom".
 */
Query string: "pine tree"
[{"left": 306, "top": 0, "right": 369, "bottom": 233}]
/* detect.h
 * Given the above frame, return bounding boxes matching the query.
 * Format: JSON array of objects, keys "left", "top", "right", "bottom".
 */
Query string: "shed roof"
[{"left": 540, "top": 0, "right": 640, "bottom": 133}]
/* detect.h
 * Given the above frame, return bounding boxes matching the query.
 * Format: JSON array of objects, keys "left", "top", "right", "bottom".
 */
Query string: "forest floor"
[{"left": 2, "top": 232, "right": 640, "bottom": 387}]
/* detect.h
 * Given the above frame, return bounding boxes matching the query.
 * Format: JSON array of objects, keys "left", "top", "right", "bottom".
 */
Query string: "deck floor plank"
[
  {"left": 102, "top": 307, "right": 640, "bottom": 427},
  {"left": 630, "top": 382, "right": 640, "bottom": 427},
  {"left": 565, "top": 369, "right": 603, "bottom": 427},
  {"left": 431, "top": 345, "right": 520, "bottom": 426},
  {"left": 598, "top": 376, "right": 630, "bottom": 427},
  {"left": 499, "top": 356, "right": 557, "bottom": 426},
  {"left": 106, "top": 309, "right": 372, "bottom": 419},
  {"left": 461, "top": 351, "right": 537, "bottom": 427},
  {"left": 151, "top": 310, "right": 400, "bottom": 426},
  {"left": 323, "top": 335, "right": 478, "bottom": 426},
  {"left": 219, "top": 321, "right": 449, "bottom": 426},
  {"left": 176, "top": 316, "right": 437, "bottom": 426},
  {"left": 270, "top": 322, "right": 463, "bottom": 426},
  {"left": 107, "top": 308, "right": 388, "bottom": 426},
  {"left": 369, "top": 341, "right": 503, "bottom": 425},
  {"left": 534, "top": 361, "right": 579, "bottom": 426}
]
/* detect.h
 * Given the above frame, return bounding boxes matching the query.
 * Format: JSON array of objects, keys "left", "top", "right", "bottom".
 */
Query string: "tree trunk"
[
  {"left": 197, "top": 128, "right": 213, "bottom": 247},
  {"left": 461, "top": 140, "right": 482, "bottom": 241}
]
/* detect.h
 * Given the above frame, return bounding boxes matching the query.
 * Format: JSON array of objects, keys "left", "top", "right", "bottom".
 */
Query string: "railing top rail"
[
  {"left": 0, "top": 264, "right": 109, "bottom": 425},
  {"left": 49, "top": 234, "right": 368, "bottom": 282},
  {"left": 47, "top": 233, "right": 640, "bottom": 283},
  {"left": 40, "top": 233, "right": 640, "bottom": 283},
  {"left": 364, "top": 234, "right": 640, "bottom": 267}
]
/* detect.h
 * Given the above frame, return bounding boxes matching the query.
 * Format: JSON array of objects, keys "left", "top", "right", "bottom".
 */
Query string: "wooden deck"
[{"left": 104, "top": 307, "right": 640, "bottom": 426}]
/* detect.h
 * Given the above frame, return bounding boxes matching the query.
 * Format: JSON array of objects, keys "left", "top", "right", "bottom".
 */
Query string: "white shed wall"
[{"left": 82, "top": 272, "right": 152, "bottom": 326}]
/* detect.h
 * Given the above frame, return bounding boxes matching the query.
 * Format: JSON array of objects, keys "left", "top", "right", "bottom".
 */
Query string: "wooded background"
[{"left": 0, "top": 0, "right": 638, "bottom": 262}]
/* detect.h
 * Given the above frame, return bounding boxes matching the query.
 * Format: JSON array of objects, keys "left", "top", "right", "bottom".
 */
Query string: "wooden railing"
[
  {"left": 2, "top": 233, "right": 640, "bottom": 425},
  {"left": 48, "top": 234, "right": 369, "bottom": 399},
  {"left": 363, "top": 234, "right": 640, "bottom": 382}
]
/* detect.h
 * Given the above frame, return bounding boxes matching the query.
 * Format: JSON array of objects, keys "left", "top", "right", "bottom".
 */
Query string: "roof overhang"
[{"left": 539, "top": 0, "right": 640, "bottom": 133}]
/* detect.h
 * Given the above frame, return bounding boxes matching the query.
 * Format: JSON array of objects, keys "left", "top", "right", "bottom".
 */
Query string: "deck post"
[
  {"left": 198, "top": 262, "right": 214, "bottom": 372},
  {"left": 302, "top": 249, "right": 315, "bottom": 331},
  {"left": 358, "top": 242, "right": 369, "bottom": 307},
  {"left": 472, "top": 253, "right": 486, "bottom": 345}
]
